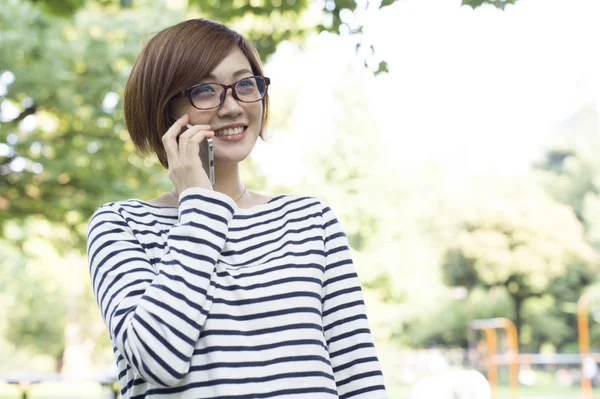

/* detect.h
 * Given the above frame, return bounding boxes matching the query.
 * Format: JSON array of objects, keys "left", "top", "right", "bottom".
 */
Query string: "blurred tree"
[
  {"left": 409, "top": 101, "right": 600, "bottom": 352},
  {"left": 0, "top": 1, "right": 182, "bottom": 370},
  {"left": 21, "top": 0, "right": 521, "bottom": 78},
  {"left": 0, "top": 219, "right": 111, "bottom": 371},
  {"left": 296, "top": 66, "right": 407, "bottom": 341},
  {"left": 529, "top": 103, "right": 600, "bottom": 351},
  {"left": 533, "top": 103, "right": 600, "bottom": 250},
  {"left": 1, "top": 0, "right": 523, "bottom": 247},
  {"left": 397, "top": 286, "right": 514, "bottom": 348},
  {"left": 0, "top": 1, "right": 180, "bottom": 252},
  {"left": 0, "top": 240, "right": 67, "bottom": 369},
  {"left": 462, "top": 0, "right": 518, "bottom": 10},
  {"left": 0, "top": 0, "right": 522, "bottom": 370},
  {"left": 536, "top": 261, "right": 597, "bottom": 351},
  {"left": 441, "top": 184, "right": 597, "bottom": 347},
  {"left": 408, "top": 265, "right": 595, "bottom": 352},
  {"left": 25, "top": 0, "right": 521, "bottom": 43},
  {"left": 0, "top": 222, "right": 112, "bottom": 372}
]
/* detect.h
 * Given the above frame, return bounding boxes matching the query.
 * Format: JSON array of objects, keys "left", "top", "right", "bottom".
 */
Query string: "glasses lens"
[
  {"left": 234, "top": 77, "right": 267, "bottom": 102},
  {"left": 190, "top": 83, "right": 223, "bottom": 109}
]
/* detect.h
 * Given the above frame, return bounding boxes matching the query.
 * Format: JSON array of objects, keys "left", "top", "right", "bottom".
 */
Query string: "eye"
[
  {"left": 192, "top": 84, "right": 217, "bottom": 94},
  {"left": 189, "top": 84, "right": 222, "bottom": 109},
  {"left": 237, "top": 78, "right": 256, "bottom": 88}
]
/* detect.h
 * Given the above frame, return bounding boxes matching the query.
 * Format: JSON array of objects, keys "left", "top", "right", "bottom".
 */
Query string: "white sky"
[{"left": 254, "top": 0, "right": 600, "bottom": 184}]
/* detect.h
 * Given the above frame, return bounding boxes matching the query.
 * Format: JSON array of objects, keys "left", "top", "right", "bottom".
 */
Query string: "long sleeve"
[
  {"left": 321, "top": 204, "right": 387, "bottom": 399},
  {"left": 86, "top": 188, "right": 236, "bottom": 387}
]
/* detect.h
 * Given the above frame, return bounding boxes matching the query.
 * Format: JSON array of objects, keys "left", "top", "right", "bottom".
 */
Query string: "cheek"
[
  {"left": 190, "top": 109, "right": 218, "bottom": 126},
  {"left": 248, "top": 103, "right": 262, "bottom": 124},
  {"left": 171, "top": 98, "right": 217, "bottom": 125}
]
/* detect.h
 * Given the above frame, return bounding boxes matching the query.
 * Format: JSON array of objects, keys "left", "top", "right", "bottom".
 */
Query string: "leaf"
[
  {"left": 461, "top": 0, "right": 519, "bottom": 10},
  {"left": 374, "top": 61, "right": 389, "bottom": 76}
]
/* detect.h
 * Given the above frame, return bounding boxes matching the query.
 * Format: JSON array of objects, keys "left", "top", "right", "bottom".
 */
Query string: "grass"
[
  {"left": 376, "top": 383, "right": 600, "bottom": 399},
  {"left": 0, "top": 381, "right": 107, "bottom": 399},
  {"left": 496, "top": 384, "right": 600, "bottom": 398},
  {"left": 2, "top": 381, "right": 600, "bottom": 399}
]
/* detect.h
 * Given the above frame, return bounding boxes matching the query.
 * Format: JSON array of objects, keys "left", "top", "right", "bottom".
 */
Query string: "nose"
[{"left": 218, "top": 87, "right": 243, "bottom": 117}]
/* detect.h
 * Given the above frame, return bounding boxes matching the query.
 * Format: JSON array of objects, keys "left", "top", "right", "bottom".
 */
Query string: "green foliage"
[
  {"left": 533, "top": 104, "right": 600, "bottom": 250},
  {"left": 373, "top": 61, "right": 389, "bottom": 77},
  {"left": 1, "top": 0, "right": 179, "bottom": 252},
  {"left": 0, "top": 228, "right": 68, "bottom": 363},
  {"left": 20, "top": 0, "right": 517, "bottom": 69},
  {"left": 462, "top": 0, "right": 519, "bottom": 10},
  {"left": 525, "top": 107, "right": 600, "bottom": 351},
  {"left": 520, "top": 295, "right": 572, "bottom": 351},
  {"left": 535, "top": 150, "right": 598, "bottom": 226},
  {"left": 0, "top": 1, "right": 173, "bottom": 363},
  {"left": 0, "top": 219, "right": 113, "bottom": 370},
  {"left": 440, "top": 183, "right": 597, "bottom": 348},
  {"left": 303, "top": 68, "right": 385, "bottom": 253},
  {"left": 28, "top": 0, "right": 86, "bottom": 16},
  {"left": 0, "top": 0, "right": 532, "bottom": 368},
  {"left": 1, "top": 0, "right": 523, "bottom": 249},
  {"left": 442, "top": 189, "right": 595, "bottom": 295},
  {"left": 5, "top": 268, "right": 68, "bottom": 362},
  {"left": 413, "top": 104, "right": 600, "bottom": 352},
  {"left": 398, "top": 287, "right": 514, "bottom": 348},
  {"left": 26, "top": 0, "right": 521, "bottom": 17}
]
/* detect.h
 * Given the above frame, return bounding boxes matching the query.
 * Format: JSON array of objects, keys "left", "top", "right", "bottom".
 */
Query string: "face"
[{"left": 170, "top": 47, "right": 263, "bottom": 166}]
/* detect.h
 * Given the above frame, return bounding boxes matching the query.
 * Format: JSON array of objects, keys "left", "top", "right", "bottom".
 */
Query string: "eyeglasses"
[{"left": 174, "top": 76, "right": 271, "bottom": 110}]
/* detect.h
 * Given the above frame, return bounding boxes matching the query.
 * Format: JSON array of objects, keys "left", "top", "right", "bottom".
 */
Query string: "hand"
[{"left": 162, "top": 113, "right": 215, "bottom": 196}]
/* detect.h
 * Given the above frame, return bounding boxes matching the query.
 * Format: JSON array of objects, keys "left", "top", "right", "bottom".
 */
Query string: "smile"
[{"left": 215, "top": 126, "right": 246, "bottom": 137}]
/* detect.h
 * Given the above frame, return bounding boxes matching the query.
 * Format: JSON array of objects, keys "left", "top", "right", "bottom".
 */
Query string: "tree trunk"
[
  {"left": 61, "top": 321, "right": 93, "bottom": 375},
  {"left": 514, "top": 296, "right": 523, "bottom": 351},
  {"left": 55, "top": 350, "right": 64, "bottom": 373}
]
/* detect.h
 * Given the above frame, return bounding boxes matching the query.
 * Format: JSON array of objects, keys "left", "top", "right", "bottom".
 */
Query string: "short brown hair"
[{"left": 124, "top": 19, "right": 269, "bottom": 168}]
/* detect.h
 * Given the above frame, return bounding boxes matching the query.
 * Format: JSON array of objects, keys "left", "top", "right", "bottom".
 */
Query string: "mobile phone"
[{"left": 186, "top": 123, "right": 215, "bottom": 186}]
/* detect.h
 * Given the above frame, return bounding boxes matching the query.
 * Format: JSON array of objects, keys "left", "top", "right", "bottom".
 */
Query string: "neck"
[{"left": 211, "top": 162, "right": 246, "bottom": 201}]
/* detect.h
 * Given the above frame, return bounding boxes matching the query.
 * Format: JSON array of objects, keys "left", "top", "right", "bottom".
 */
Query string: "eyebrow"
[{"left": 205, "top": 68, "right": 254, "bottom": 80}]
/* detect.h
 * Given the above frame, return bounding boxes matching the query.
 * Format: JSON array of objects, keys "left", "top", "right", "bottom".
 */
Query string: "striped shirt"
[{"left": 87, "top": 188, "right": 387, "bottom": 399}]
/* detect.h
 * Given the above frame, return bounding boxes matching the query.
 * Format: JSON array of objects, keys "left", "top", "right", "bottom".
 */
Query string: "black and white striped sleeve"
[
  {"left": 87, "top": 188, "right": 235, "bottom": 387},
  {"left": 321, "top": 204, "right": 387, "bottom": 399}
]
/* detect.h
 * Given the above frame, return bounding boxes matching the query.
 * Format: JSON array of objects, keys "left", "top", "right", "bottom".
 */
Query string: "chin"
[
  {"left": 214, "top": 145, "right": 255, "bottom": 164},
  {"left": 215, "top": 153, "right": 252, "bottom": 164}
]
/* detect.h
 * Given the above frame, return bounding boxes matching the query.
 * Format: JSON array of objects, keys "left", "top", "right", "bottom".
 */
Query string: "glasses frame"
[{"left": 173, "top": 76, "right": 271, "bottom": 110}]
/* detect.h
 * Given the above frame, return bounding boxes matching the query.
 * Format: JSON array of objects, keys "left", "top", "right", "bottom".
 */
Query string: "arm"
[
  {"left": 87, "top": 188, "right": 235, "bottom": 387},
  {"left": 321, "top": 204, "right": 387, "bottom": 399}
]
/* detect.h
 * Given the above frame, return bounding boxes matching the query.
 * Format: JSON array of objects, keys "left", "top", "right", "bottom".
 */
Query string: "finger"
[
  {"left": 178, "top": 124, "right": 212, "bottom": 160},
  {"left": 162, "top": 113, "right": 189, "bottom": 162},
  {"left": 186, "top": 129, "right": 214, "bottom": 144},
  {"left": 187, "top": 130, "right": 214, "bottom": 160},
  {"left": 163, "top": 113, "right": 189, "bottom": 142},
  {"left": 164, "top": 135, "right": 179, "bottom": 165}
]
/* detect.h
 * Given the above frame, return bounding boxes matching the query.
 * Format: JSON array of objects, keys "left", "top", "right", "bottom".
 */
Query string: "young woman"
[{"left": 87, "top": 19, "right": 387, "bottom": 399}]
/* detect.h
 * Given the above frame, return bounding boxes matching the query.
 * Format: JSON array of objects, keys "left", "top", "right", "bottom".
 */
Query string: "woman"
[{"left": 87, "top": 19, "right": 387, "bottom": 398}]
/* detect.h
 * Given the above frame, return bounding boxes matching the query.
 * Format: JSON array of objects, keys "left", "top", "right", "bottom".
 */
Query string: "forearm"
[
  {"left": 89, "top": 188, "right": 235, "bottom": 386},
  {"left": 321, "top": 204, "right": 387, "bottom": 398}
]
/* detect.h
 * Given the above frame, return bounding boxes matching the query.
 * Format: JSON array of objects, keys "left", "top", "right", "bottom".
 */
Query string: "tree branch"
[{"left": 12, "top": 104, "right": 38, "bottom": 122}]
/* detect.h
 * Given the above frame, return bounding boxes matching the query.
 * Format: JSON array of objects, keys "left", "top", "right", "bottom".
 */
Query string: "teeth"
[{"left": 215, "top": 126, "right": 245, "bottom": 136}]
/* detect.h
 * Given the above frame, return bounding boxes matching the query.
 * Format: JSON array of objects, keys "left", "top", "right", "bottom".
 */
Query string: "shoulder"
[
  {"left": 272, "top": 193, "right": 329, "bottom": 211},
  {"left": 272, "top": 194, "right": 340, "bottom": 225},
  {"left": 89, "top": 198, "right": 136, "bottom": 217},
  {"left": 281, "top": 195, "right": 347, "bottom": 242},
  {"left": 87, "top": 198, "right": 164, "bottom": 230}
]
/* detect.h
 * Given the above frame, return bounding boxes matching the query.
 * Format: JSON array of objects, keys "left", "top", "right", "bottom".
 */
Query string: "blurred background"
[{"left": 2, "top": 0, "right": 600, "bottom": 397}]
